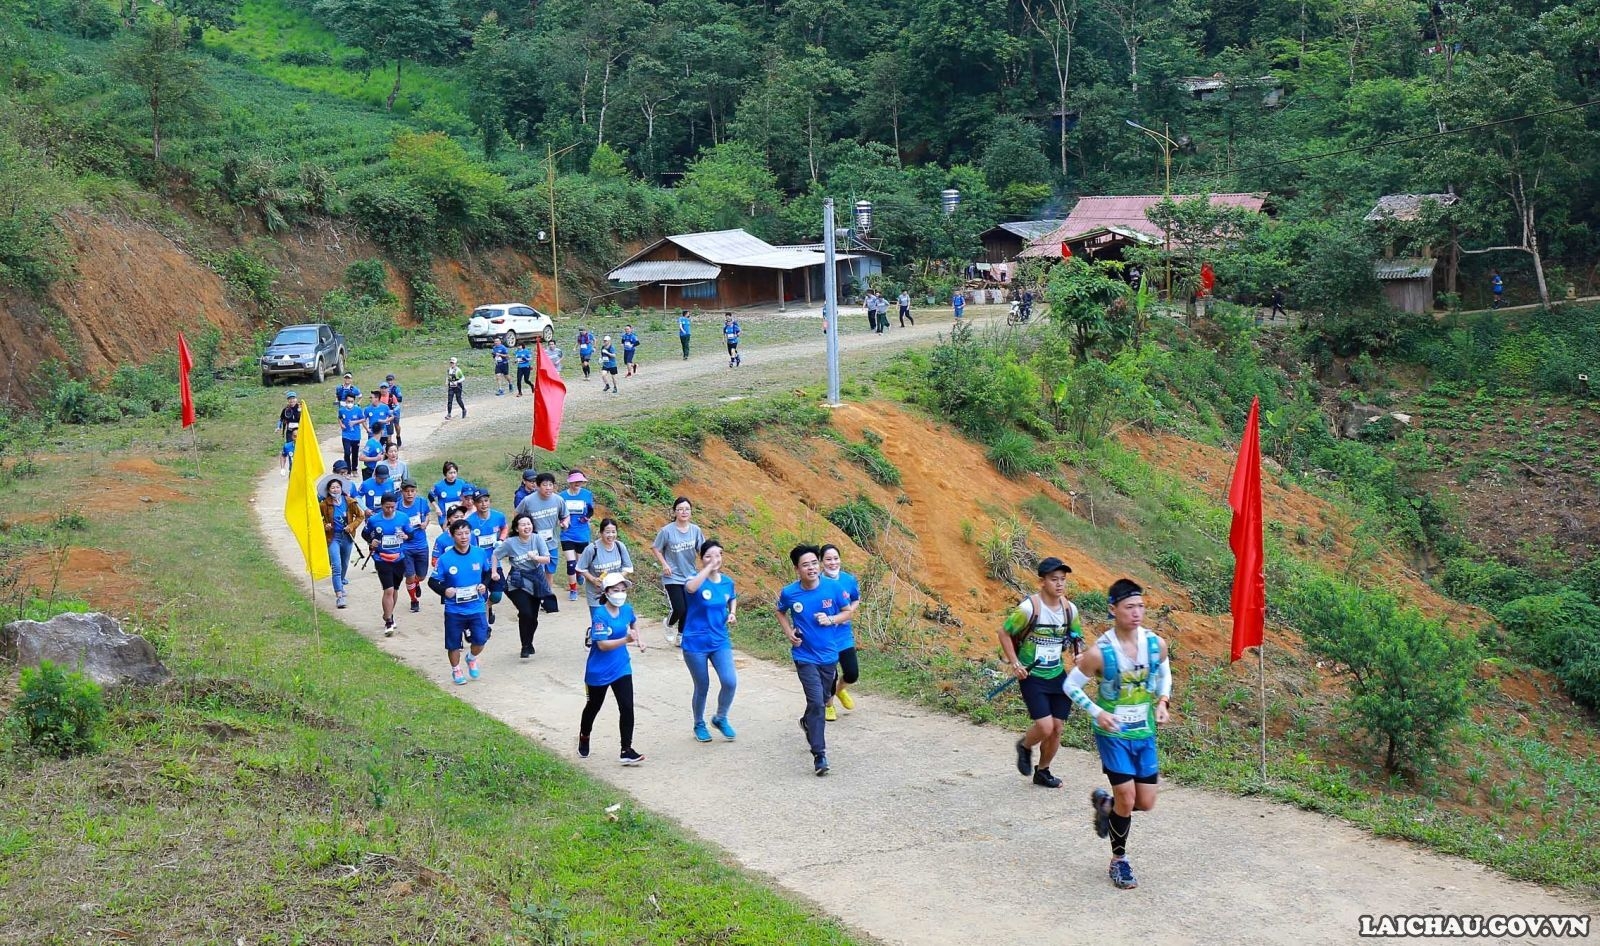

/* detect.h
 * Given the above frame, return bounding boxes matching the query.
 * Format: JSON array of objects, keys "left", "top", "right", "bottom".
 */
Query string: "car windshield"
[
  {"left": 274, "top": 328, "right": 318, "bottom": 345},
  {"left": 471, "top": 308, "right": 500, "bottom": 320}
]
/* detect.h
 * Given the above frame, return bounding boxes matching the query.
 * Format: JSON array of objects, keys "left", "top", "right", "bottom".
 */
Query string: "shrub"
[
  {"left": 1287, "top": 577, "right": 1474, "bottom": 774},
  {"left": 826, "top": 495, "right": 889, "bottom": 549},
  {"left": 211, "top": 248, "right": 280, "bottom": 311},
  {"left": 10, "top": 661, "right": 106, "bottom": 758},
  {"left": 277, "top": 49, "right": 334, "bottom": 67},
  {"left": 1496, "top": 590, "right": 1600, "bottom": 710},
  {"left": 841, "top": 436, "right": 901, "bottom": 486},
  {"left": 343, "top": 259, "right": 394, "bottom": 305},
  {"left": 922, "top": 322, "right": 1040, "bottom": 436},
  {"left": 410, "top": 279, "right": 458, "bottom": 325}
]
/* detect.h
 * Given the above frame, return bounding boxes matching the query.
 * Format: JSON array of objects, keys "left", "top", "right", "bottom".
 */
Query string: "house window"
[{"left": 681, "top": 281, "right": 718, "bottom": 300}]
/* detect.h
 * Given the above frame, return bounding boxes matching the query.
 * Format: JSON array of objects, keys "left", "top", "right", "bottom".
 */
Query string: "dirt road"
[{"left": 255, "top": 315, "right": 1598, "bottom": 945}]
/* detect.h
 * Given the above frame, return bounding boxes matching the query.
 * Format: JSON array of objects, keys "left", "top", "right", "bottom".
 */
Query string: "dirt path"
[{"left": 254, "top": 317, "right": 1598, "bottom": 946}]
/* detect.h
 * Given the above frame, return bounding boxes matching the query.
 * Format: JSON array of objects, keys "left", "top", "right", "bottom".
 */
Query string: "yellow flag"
[{"left": 284, "top": 404, "right": 332, "bottom": 581}]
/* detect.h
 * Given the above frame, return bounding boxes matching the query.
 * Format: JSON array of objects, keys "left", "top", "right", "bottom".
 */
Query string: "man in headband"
[{"left": 1062, "top": 578, "right": 1173, "bottom": 890}]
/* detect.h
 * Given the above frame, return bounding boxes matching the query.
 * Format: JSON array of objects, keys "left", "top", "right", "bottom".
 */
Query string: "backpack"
[{"left": 1009, "top": 594, "right": 1082, "bottom": 658}]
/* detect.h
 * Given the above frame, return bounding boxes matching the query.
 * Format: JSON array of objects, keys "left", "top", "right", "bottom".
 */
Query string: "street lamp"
[
  {"left": 823, "top": 198, "right": 843, "bottom": 406},
  {"left": 1125, "top": 119, "right": 1177, "bottom": 302}
]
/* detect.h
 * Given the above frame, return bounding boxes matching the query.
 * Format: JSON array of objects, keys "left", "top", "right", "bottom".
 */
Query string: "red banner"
[
  {"left": 177, "top": 332, "right": 196, "bottom": 429},
  {"left": 532, "top": 342, "right": 567, "bottom": 450},
  {"left": 1228, "top": 396, "right": 1265, "bottom": 661}
]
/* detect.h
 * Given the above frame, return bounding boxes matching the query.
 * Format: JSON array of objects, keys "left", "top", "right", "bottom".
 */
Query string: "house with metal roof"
[
  {"left": 1365, "top": 194, "right": 1460, "bottom": 313},
  {"left": 607, "top": 229, "right": 887, "bottom": 310},
  {"left": 979, "top": 219, "right": 1065, "bottom": 264},
  {"left": 1017, "top": 193, "right": 1268, "bottom": 260}
]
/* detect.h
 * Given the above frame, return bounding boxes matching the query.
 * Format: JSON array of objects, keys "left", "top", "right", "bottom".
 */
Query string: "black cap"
[
  {"left": 1036, "top": 556, "right": 1072, "bottom": 577},
  {"left": 379, "top": 491, "right": 397, "bottom": 505},
  {"left": 400, "top": 478, "right": 418, "bottom": 489},
  {"left": 473, "top": 488, "right": 491, "bottom": 499},
  {"left": 374, "top": 464, "right": 389, "bottom": 476},
  {"left": 521, "top": 469, "right": 539, "bottom": 481}
]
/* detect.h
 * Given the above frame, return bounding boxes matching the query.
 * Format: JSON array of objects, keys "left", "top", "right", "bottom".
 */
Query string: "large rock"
[
  {"left": 1339, "top": 403, "right": 1388, "bottom": 439},
  {"left": 1, "top": 611, "right": 170, "bottom": 688}
]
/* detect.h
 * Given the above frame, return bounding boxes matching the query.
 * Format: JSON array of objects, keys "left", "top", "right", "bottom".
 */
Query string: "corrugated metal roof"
[
  {"left": 1024, "top": 193, "right": 1267, "bottom": 253},
  {"left": 1016, "top": 224, "right": 1160, "bottom": 258},
  {"left": 608, "top": 260, "right": 722, "bottom": 283},
  {"left": 1364, "top": 194, "right": 1459, "bottom": 223},
  {"left": 668, "top": 229, "right": 780, "bottom": 264},
  {"left": 1373, "top": 257, "right": 1437, "bottom": 280},
  {"left": 986, "top": 219, "right": 1065, "bottom": 240}
]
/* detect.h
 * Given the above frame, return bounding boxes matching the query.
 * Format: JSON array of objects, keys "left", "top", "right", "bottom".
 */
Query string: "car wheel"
[
  {"left": 261, "top": 372, "right": 272, "bottom": 387},
  {"left": 505, "top": 330, "right": 517, "bottom": 347},
  {"left": 542, "top": 324, "right": 554, "bottom": 343},
  {"left": 313, "top": 358, "right": 325, "bottom": 383},
  {"left": 336, "top": 350, "right": 346, "bottom": 375}
]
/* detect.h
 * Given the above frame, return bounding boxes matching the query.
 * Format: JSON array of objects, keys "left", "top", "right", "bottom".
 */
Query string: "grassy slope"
[{"left": 0, "top": 369, "right": 860, "bottom": 943}]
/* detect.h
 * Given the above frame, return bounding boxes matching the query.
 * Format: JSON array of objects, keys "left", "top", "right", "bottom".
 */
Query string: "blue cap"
[{"left": 285, "top": 391, "right": 298, "bottom": 399}]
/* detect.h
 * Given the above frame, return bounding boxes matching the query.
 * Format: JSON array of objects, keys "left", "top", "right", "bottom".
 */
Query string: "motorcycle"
[{"left": 1007, "top": 299, "right": 1033, "bottom": 325}]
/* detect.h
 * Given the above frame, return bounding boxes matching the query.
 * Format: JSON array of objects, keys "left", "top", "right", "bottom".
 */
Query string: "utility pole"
[
  {"left": 545, "top": 142, "right": 579, "bottom": 321},
  {"left": 1127, "top": 119, "right": 1177, "bottom": 302},
  {"left": 823, "top": 198, "right": 841, "bottom": 406}
]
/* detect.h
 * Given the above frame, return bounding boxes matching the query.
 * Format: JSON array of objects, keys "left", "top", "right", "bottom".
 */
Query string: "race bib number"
[
  {"left": 477, "top": 534, "right": 496, "bottom": 547},
  {"left": 380, "top": 534, "right": 401, "bottom": 549},
  {"left": 1114, "top": 703, "right": 1149, "bottom": 728},
  {"left": 1033, "top": 639, "right": 1063, "bottom": 664},
  {"left": 409, "top": 515, "right": 423, "bottom": 528},
  {"left": 453, "top": 585, "right": 480, "bottom": 603}
]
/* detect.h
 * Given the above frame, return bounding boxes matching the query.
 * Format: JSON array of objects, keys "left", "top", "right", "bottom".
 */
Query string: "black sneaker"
[
  {"left": 519, "top": 647, "right": 532, "bottom": 659},
  {"left": 619, "top": 748, "right": 645, "bottom": 766},
  {"left": 383, "top": 616, "right": 395, "bottom": 638},
  {"left": 578, "top": 734, "right": 590, "bottom": 759},
  {"left": 409, "top": 600, "right": 420, "bottom": 613},
  {"left": 1091, "top": 788, "right": 1113, "bottom": 838},
  {"left": 1014, "top": 739, "right": 1033, "bottom": 777},
  {"left": 814, "top": 755, "right": 830, "bottom": 776},
  {"left": 1033, "top": 767, "right": 1062, "bottom": 789}
]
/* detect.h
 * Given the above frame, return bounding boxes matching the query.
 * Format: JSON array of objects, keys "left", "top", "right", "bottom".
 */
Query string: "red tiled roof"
[{"left": 1021, "top": 194, "right": 1267, "bottom": 255}]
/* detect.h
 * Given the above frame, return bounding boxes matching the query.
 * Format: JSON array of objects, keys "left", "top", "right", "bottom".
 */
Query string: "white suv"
[{"left": 466, "top": 303, "right": 554, "bottom": 347}]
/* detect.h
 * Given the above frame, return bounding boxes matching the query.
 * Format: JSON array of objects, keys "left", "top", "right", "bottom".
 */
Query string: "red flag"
[
  {"left": 1060, "top": 242, "right": 1073, "bottom": 259},
  {"left": 177, "top": 332, "right": 197, "bottom": 429},
  {"left": 1199, "top": 262, "right": 1216, "bottom": 297},
  {"left": 532, "top": 342, "right": 567, "bottom": 450},
  {"left": 1228, "top": 396, "right": 1265, "bottom": 662}
]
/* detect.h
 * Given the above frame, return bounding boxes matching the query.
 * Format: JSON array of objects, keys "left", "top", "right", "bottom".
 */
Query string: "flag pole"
[
  {"left": 1258, "top": 643, "right": 1267, "bottom": 787},
  {"left": 189, "top": 424, "right": 201, "bottom": 478}
]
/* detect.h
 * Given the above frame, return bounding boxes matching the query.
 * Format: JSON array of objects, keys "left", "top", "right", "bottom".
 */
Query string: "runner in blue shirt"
[
  {"left": 466, "top": 489, "right": 508, "bottom": 625},
  {"left": 338, "top": 393, "right": 366, "bottom": 473},
  {"left": 429, "top": 461, "right": 474, "bottom": 520},
  {"left": 396, "top": 479, "right": 431, "bottom": 615},
  {"left": 357, "top": 464, "right": 394, "bottom": 512},
  {"left": 363, "top": 390, "right": 393, "bottom": 442},
  {"left": 776, "top": 544, "right": 847, "bottom": 776},
  {"left": 359, "top": 429, "right": 384, "bottom": 480},
  {"left": 819, "top": 544, "right": 863, "bottom": 722},
  {"left": 381, "top": 376, "right": 404, "bottom": 448},
  {"left": 513, "top": 342, "right": 533, "bottom": 396},
  {"left": 953, "top": 290, "right": 966, "bottom": 322},
  {"left": 428, "top": 519, "right": 495, "bottom": 686},
  {"left": 677, "top": 310, "right": 692, "bottom": 360},
  {"left": 334, "top": 373, "right": 360, "bottom": 405},
  {"left": 579, "top": 572, "right": 645, "bottom": 765},
  {"left": 722, "top": 313, "right": 742, "bottom": 368},
  {"left": 363, "top": 492, "right": 411, "bottom": 635},
  {"left": 600, "top": 336, "right": 620, "bottom": 393},
  {"left": 682, "top": 540, "right": 738, "bottom": 743},
  {"left": 432, "top": 505, "right": 468, "bottom": 569},
  {"left": 621, "top": 326, "right": 640, "bottom": 377},
  {"left": 577, "top": 334, "right": 594, "bottom": 381},
  {"left": 559, "top": 470, "right": 596, "bottom": 600},
  {"left": 492, "top": 340, "right": 511, "bottom": 396},
  {"left": 513, "top": 468, "right": 540, "bottom": 509}
]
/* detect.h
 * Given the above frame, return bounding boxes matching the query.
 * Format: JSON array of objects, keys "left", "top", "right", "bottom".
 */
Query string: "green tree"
[
  {"left": 1429, "top": 53, "right": 1587, "bottom": 305},
  {"left": 109, "top": 18, "right": 209, "bottom": 163},
  {"left": 166, "top": 0, "right": 241, "bottom": 40},
  {"left": 0, "top": 118, "right": 74, "bottom": 290},
  {"left": 462, "top": 17, "right": 515, "bottom": 159},
  {"left": 389, "top": 131, "right": 507, "bottom": 235},
  {"left": 676, "top": 141, "right": 782, "bottom": 233},
  {"left": 1044, "top": 257, "right": 1132, "bottom": 361},
  {"left": 1289, "top": 577, "right": 1474, "bottom": 774},
  {"left": 314, "top": 0, "right": 463, "bottom": 111}
]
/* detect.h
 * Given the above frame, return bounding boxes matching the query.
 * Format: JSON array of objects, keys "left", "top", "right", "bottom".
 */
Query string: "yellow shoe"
[
  {"left": 837, "top": 687, "right": 855, "bottom": 711},
  {"left": 824, "top": 704, "right": 837, "bottom": 722}
]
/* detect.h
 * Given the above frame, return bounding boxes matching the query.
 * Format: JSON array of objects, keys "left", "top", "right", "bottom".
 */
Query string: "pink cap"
[{"left": 567, "top": 471, "right": 587, "bottom": 484}]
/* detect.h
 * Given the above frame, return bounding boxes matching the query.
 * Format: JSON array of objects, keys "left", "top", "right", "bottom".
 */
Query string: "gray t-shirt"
[
  {"left": 514, "top": 492, "right": 568, "bottom": 544},
  {"left": 494, "top": 533, "right": 551, "bottom": 572},
  {"left": 576, "top": 539, "right": 634, "bottom": 607},
  {"left": 652, "top": 523, "right": 705, "bottom": 586}
]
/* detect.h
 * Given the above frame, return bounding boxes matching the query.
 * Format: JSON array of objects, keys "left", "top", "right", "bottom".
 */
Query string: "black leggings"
[
  {"left": 664, "top": 583, "right": 689, "bottom": 630},
  {"left": 342, "top": 439, "right": 360, "bottom": 472},
  {"left": 516, "top": 366, "right": 532, "bottom": 394},
  {"left": 447, "top": 387, "right": 466, "bottom": 417},
  {"left": 505, "top": 587, "right": 541, "bottom": 649},
  {"left": 580, "top": 675, "right": 634, "bottom": 750},
  {"left": 837, "top": 646, "right": 859, "bottom": 686},
  {"left": 900, "top": 306, "right": 913, "bottom": 327}
]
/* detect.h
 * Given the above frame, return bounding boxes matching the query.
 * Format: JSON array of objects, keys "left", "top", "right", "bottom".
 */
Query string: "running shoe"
[
  {"left": 568, "top": 588, "right": 578, "bottom": 602},
  {"left": 487, "top": 609, "right": 496, "bottom": 626},
  {"left": 836, "top": 687, "right": 854, "bottom": 711},
  {"left": 336, "top": 593, "right": 347, "bottom": 609},
  {"left": 1033, "top": 767, "right": 1062, "bottom": 789},
  {"left": 1109, "top": 858, "right": 1138, "bottom": 890},
  {"left": 1091, "top": 788, "right": 1114, "bottom": 839},
  {"left": 814, "top": 755, "right": 830, "bottom": 776},
  {"left": 1014, "top": 739, "right": 1033, "bottom": 777},
  {"left": 466, "top": 653, "right": 481, "bottom": 679},
  {"left": 711, "top": 716, "right": 736, "bottom": 740},
  {"left": 619, "top": 748, "right": 645, "bottom": 766},
  {"left": 825, "top": 704, "right": 837, "bottom": 722},
  {"left": 451, "top": 665, "right": 466, "bottom": 685},
  {"left": 409, "top": 600, "right": 420, "bottom": 613},
  {"left": 578, "top": 734, "right": 590, "bottom": 758},
  {"left": 694, "top": 722, "right": 712, "bottom": 743},
  {"left": 519, "top": 646, "right": 532, "bottom": 659},
  {"left": 384, "top": 617, "right": 395, "bottom": 638}
]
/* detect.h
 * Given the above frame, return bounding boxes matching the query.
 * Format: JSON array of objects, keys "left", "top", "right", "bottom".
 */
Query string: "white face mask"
[
  {"left": 822, "top": 565, "right": 841, "bottom": 579},
  {"left": 606, "top": 591, "right": 627, "bottom": 606}
]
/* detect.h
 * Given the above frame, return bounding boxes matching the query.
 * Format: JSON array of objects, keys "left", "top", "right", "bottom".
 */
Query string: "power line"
[{"left": 1190, "top": 98, "right": 1600, "bottom": 181}]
